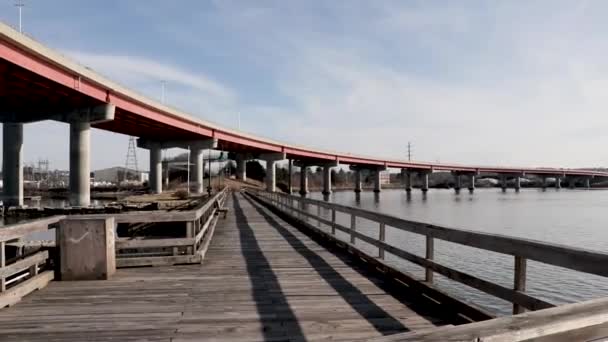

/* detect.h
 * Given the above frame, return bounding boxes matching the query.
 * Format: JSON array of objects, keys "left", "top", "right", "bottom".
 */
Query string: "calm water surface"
[{"left": 307, "top": 188, "right": 608, "bottom": 315}]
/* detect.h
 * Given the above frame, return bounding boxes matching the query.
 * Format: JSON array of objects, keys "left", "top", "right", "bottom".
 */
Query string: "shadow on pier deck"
[{"left": 0, "top": 192, "right": 464, "bottom": 341}]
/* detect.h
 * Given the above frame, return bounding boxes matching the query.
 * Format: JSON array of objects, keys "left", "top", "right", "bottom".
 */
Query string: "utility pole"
[
  {"left": 15, "top": 1, "right": 24, "bottom": 33},
  {"left": 407, "top": 142, "right": 412, "bottom": 161}
]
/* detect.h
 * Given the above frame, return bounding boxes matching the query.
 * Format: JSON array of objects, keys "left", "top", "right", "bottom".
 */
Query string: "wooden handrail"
[
  {"left": 113, "top": 187, "right": 229, "bottom": 267},
  {"left": 366, "top": 296, "right": 608, "bottom": 341},
  {"left": 0, "top": 217, "right": 56, "bottom": 308},
  {"left": 0, "top": 215, "right": 65, "bottom": 242},
  {"left": 249, "top": 189, "right": 608, "bottom": 315}
]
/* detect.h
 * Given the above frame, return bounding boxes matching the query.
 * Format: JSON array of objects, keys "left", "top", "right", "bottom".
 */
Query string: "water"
[{"left": 306, "top": 188, "right": 608, "bottom": 315}]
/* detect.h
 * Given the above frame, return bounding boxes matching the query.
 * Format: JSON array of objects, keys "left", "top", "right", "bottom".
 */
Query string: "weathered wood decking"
[{"left": 0, "top": 192, "right": 458, "bottom": 341}]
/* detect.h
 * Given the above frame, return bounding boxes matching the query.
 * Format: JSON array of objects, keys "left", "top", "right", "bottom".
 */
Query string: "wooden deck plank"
[{"left": 0, "top": 192, "right": 455, "bottom": 341}]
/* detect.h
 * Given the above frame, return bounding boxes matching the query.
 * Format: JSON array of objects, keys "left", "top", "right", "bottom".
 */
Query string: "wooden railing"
[
  {"left": 366, "top": 296, "right": 608, "bottom": 341},
  {"left": 113, "top": 187, "right": 228, "bottom": 267},
  {"left": 0, "top": 216, "right": 63, "bottom": 308},
  {"left": 250, "top": 190, "right": 608, "bottom": 316}
]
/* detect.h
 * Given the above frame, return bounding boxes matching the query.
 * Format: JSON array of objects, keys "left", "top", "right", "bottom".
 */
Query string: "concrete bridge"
[{"left": 1, "top": 21, "right": 607, "bottom": 208}]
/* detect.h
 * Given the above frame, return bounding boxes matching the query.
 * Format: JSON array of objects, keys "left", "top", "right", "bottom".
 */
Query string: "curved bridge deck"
[{"left": 0, "top": 192, "right": 458, "bottom": 341}]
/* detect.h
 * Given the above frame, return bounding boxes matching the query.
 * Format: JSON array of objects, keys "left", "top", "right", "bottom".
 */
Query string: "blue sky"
[{"left": 1, "top": 1, "right": 608, "bottom": 170}]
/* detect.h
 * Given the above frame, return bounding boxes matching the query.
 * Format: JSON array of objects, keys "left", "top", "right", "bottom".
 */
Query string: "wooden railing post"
[
  {"left": 0, "top": 241, "right": 5, "bottom": 292},
  {"left": 513, "top": 255, "right": 527, "bottom": 314},
  {"left": 379, "top": 223, "right": 385, "bottom": 259},
  {"left": 350, "top": 214, "right": 356, "bottom": 244},
  {"left": 331, "top": 209, "right": 336, "bottom": 235},
  {"left": 425, "top": 236, "right": 434, "bottom": 283},
  {"left": 186, "top": 221, "right": 194, "bottom": 255},
  {"left": 317, "top": 204, "right": 321, "bottom": 227}
]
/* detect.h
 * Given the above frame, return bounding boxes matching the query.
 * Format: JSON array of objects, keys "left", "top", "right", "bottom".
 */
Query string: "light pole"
[
  {"left": 186, "top": 146, "right": 191, "bottom": 195},
  {"left": 15, "top": 1, "right": 24, "bottom": 33}
]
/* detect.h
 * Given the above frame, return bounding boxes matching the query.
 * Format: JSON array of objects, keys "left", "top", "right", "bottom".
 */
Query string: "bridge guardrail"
[{"left": 248, "top": 189, "right": 608, "bottom": 316}]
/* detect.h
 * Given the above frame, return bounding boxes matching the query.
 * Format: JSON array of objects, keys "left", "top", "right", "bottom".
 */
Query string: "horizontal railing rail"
[
  {"left": 249, "top": 189, "right": 608, "bottom": 316},
  {"left": 114, "top": 187, "right": 228, "bottom": 267},
  {"left": 0, "top": 216, "right": 60, "bottom": 308},
  {"left": 366, "top": 296, "right": 608, "bottom": 341}
]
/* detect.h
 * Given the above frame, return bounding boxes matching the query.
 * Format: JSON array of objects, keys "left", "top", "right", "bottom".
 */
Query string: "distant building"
[{"left": 92, "top": 167, "right": 139, "bottom": 184}]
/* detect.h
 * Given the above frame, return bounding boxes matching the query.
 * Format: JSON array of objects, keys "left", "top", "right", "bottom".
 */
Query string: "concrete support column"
[
  {"left": 2, "top": 123, "right": 24, "bottom": 207},
  {"left": 569, "top": 178, "right": 576, "bottom": 189},
  {"left": 585, "top": 177, "right": 591, "bottom": 189},
  {"left": 265, "top": 160, "right": 276, "bottom": 192},
  {"left": 299, "top": 166, "right": 309, "bottom": 195},
  {"left": 454, "top": 174, "right": 462, "bottom": 193},
  {"left": 403, "top": 169, "right": 412, "bottom": 193},
  {"left": 322, "top": 165, "right": 332, "bottom": 195},
  {"left": 236, "top": 156, "right": 247, "bottom": 181},
  {"left": 194, "top": 148, "right": 204, "bottom": 194},
  {"left": 373, "top": 170, "right": 382, "bottom": 193},
  {"left": 354, "top": 169, "right": 362, "bottom": 193},
  {"left": 556, "top": 177, "right": 562, "bottom": 189},
  {"left": 420, "top": 173, "right": 429, "bottom": 193},
  {"left": 69, "top": 122, "right": 91, "bottom": 207},
  {"left": 468, "top": 175, "right": 475, "bottom": 194},
  {"left": 164, "top": 159, "right": 169, "bottom": 189},
  {"left": 149, "top": 144, "right": 162, "bottom": 194},
  {"left": 501, "top": 175, "right": 507, "bottom": 192},
  {"left": 541, "top": 177, "right": 547, "bottom": 189},
  {"left": 287, "top": 160, "right": 293, "bottom": 194},
  {"left": 514, "top": 176, "right": 521, "bottom": 192}
]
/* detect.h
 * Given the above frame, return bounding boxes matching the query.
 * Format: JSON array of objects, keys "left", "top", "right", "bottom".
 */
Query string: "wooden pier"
[{"left": 0, "top": 190, "right": 608, "bottom": 341}]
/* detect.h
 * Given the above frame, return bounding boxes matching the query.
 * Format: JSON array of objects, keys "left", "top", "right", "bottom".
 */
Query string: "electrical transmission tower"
[
  {"left": 407, "top": 142, "right": 412, "bottom": 161},
  {"left": 124, "top": 136, "right": 139, "bottom": 181}
]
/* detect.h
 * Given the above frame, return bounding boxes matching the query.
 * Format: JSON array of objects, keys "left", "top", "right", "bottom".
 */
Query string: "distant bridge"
[{"left": 1, "top": 21, "right": 607, "bottom": 206}]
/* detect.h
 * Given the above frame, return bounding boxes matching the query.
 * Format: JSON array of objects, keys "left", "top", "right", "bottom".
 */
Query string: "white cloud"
[{"left": 66, "top": 51, "right": 236, "bottom": 102}]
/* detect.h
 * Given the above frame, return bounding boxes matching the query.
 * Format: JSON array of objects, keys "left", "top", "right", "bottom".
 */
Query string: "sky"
[{"left": 1, "top": 0, "right": 608, "bottom": 170}]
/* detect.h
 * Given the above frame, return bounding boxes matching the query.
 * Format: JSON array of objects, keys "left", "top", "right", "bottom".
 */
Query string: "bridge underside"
[{"left": 0, "top": 192, "right": 466, "bottom": 341}]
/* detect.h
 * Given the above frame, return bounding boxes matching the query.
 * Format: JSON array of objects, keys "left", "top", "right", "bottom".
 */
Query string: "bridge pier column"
[
  {"left": 468, "top": 175, "right": 475, "bottom": 194},
  {"left": 300, "top": 166, "right": 309, "bottom": 195},
  {"left": 236, "top": 155, "right": 247, "bottom": 181},
  {"left": 194, "top": 148, "right": 204, "bottom": 194},
  {"left": 402, "top": 169, "right": 412, "bottom": 193},
  {"left": 568, "top": 177, "right": 576, "bottom": 189},
  {"left": 541, "top": 176, "right": 547, "bottom": 190},
  {"left": 454, "top": 173, "right": 462, "bottom": 194},
  {"left": 322, "top": 165, "right": 333, "bottom": 195},
  {"left": 69, "top": 122, "right": 91, "bottom": 207},
  {"left": 265, "top": 160, "right": 276, "bottom": 192},
  {"left": 354, "top": 169, "right": 362, "bottom": 193},
  {"left": 2, "top": 123, "right": 24, "bottom": 207},
  {"left": 420, "top": 172, "right": 429, "bottom": 193},
  {"left": 555, "top": 176, "right": 562, "bottom": 189},
  {"left": 149, "top": 144, "right": 162, "bottom": 194},
  {"left": 260, "top": 153, "right": 286, "bottom": 192},
  {"left": 500, "top": 175, "right": 507, "bottom": 192},
  {"left": 164, "top": 159, "right": 170, "bottom": 190},
  {"left": 514, "top": 176, "right": 521, "bottom": 192},
  {"left": 585, "top": 177, "right": 591, "bottom": 189},
  {"left": 373, "top": 170, "right": 382, "bottom": 193}
]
